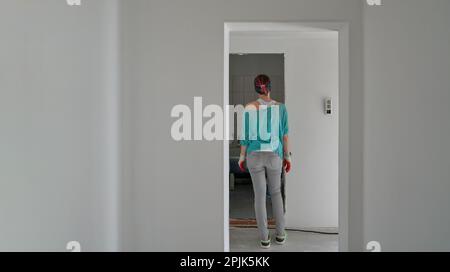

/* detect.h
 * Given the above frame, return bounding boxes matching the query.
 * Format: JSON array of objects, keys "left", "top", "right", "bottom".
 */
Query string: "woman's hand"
[
  {"left": 238, "top": 154, "right": 246, "bottom": 172},
  {"left": 283, "top": 153, "right": 292, "bottom": 173}
]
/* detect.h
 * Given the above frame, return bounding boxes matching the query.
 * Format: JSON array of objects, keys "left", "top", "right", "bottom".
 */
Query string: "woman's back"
[{"left": 240, "top": 99, "right": 289, "bottom": 159}]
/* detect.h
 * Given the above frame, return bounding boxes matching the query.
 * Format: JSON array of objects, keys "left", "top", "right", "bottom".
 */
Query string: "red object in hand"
[
  {"left": 283, "top": 159, "right": 291, "bottom": 173},
  {"left": 239, "top": 161, "right": 246, "bottom": 172}
]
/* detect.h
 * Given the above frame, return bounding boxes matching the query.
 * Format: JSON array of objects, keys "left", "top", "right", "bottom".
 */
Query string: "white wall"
[
  {"left": 0, "top": 0, "right": 366, "bottom": 252},
  {"left": 3, "top": 0, "right": 450, "bottom": 252},
  {"left": 120, "top": 0, "right": 364, "bottom": 251},
  {"left": 0, "top": 0, "right": 119, "bottom": 251},
  {"left": 364, "top": 0, "right": 450, "bottom": 251},
  {"left": 230, "top": 33, "right": 339, "bottom": 229}
]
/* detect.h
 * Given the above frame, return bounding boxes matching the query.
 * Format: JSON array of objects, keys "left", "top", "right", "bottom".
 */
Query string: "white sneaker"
[
  {"left": 275, "top": 232, "right": 287, "bottom": 245},
  {"left": 260, "top": 236, "right": 271, "bottom": 249}
]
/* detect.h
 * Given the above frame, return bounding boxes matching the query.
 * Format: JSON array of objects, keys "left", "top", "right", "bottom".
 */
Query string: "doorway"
[
  {"left": 229, "top": 53, "right": 285, "bottom": 225},
  {"left": 223, "top": 22, "right": 350, "bottom": 252}
]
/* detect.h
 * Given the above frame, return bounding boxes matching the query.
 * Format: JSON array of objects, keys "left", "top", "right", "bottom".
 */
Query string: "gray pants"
[{"left": 247, "top": 152, "right": 286, "bottom": 241}]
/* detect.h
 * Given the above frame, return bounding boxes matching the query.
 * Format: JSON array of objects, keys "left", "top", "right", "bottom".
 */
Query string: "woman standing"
[{"left": 239, "top": 74, "right": 292, "bottom": 249}]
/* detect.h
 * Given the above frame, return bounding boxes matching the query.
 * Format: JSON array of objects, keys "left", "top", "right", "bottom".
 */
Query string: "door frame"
[{"left": 223, "top": 22, "right": 350, "bottom": 252}]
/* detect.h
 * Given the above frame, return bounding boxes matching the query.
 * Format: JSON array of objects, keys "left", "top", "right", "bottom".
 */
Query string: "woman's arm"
[
  {"left": 240, "top": 145, "right": 247, "bottom": 157},
  {"left": 238, "top": 145, "right": 247, "bottom": 172},
  {"left": 283, "top": 135, "right": 292, "bottom": 173},
  {"left": 283, "top": 135, "right": 289, "bottom": 157},
  {"left": 282, "top": 104, "right": 292, "bottom": 173}
]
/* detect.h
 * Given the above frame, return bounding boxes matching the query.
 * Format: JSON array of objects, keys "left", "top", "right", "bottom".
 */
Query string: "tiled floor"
[{"left": 230, "top": 228, "right": 338, "bottom": 252}]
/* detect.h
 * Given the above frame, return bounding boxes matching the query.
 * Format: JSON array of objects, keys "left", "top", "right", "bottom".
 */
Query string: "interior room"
[
  {"left": 228, "top": 53, "right": 286, "bottom": 249},
  {"left": 227, "top": 29, "right": 340, "bottom": 251},
  {"left": 1, "top": 0, "right": 450, "bottom": 252}
]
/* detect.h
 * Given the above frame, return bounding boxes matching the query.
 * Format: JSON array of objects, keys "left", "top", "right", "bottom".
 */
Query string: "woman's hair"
[{"left": 254, "top": 74, "right": 271, "bottom": 95}]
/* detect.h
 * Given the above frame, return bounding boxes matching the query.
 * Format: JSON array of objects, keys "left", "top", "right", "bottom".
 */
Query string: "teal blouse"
[{"left": 240, "top": 103, "right": 289, "bottom": 159}]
